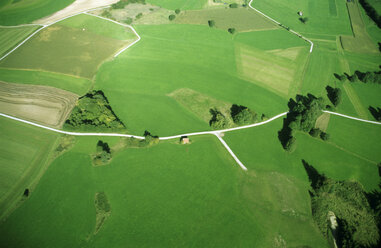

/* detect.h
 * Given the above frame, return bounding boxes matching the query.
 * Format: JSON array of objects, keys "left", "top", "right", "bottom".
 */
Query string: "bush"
[
  {"left": 175, "top": 9, "right": 180, "bottom": 14},
  {"left": 228, "top": 28, "right": 236, "bottom": 34},
  {"left": 326, "top": 86, "right": 342, "bottom": 107},
  {"left": 169, "top": 14, "right": 176, "bottom": 21},
  {"left": 299, "top": 17, "right": 308, "bottom": 23},
  {"left": 320, "top": 132, "right": 329, "bottom": 141},
  {"left": 230, "top": 104, "right": 257, "bottom": 125},
  {"left": 309, "top": 128, "right": 321, "bottom": 138},
  {"left": 284, "top": 136, "right": 296, "bottom": 152},
  {"left": 208, "top": 20, "right": 215, "bottom": 27},
  {"left": 135, "top": 13, "right": 143, "bottom": 19},
  {"left": 229, "top": 3, "right": 238, "bottom": 8},
  {"left": 209, "top": 108, "right": 228, "bottom": 129},
  {"left": 123, "top": 17, "right": 133, "bottom": 24}
]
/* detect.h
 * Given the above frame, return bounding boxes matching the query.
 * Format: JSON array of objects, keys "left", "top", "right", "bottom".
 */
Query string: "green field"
[
  {"left": 0, "top": 14, "right": 137, "bottom": 79},
  {"left": 175, "top": 7, "right": 277, "bottom": 32},
  {"left": 0, "top": 117, "right": 59, "bottom": 220},
  {"left": 0, "top": 133, "right": 328, "bottom": 247},
  {"left": 0, "top": 25, "right": 39, "bottom": 57},
  {"left": 252, "top": 0, "right": 353, "bottom": 36},
  {"left": 0, "top": 0, "right": 74, "bottom": 25},
  {"left": 0, "top": 68, "right": 92, "bottom": 95}
]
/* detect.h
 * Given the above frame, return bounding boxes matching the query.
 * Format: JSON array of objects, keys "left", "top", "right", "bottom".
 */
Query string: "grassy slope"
[
  {"left": 223, "top": 118, "right": 381, "bottom": 191},
  {"left": 0, "top": 117, "right": 59, "bottom": 220},
  {"left": 0, "top": 26, "right": 38, "bottom": 57},
  {"left": 147, "top": 0, "right": 207, "bottom": 10},
  {"left": 59, "top": 14, "right": 137, "bottom": 41},
  {"left": 95, "top": 24, "right": 307, "bottom": 136},
  {"left": 0, "top": 68, "right": 92, "bottom": 95},
  {"left": 252, "top": 0, "right": 352, "bottom": 36},
  {"left": 0, "top": 135, "right": 327, "bottom": 247},
  {"left": 0, "top": 0, "right": 74, "bottom": 25}
]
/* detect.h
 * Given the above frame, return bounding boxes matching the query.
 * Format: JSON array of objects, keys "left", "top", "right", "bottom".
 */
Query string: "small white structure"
[{"left": 298, "top": 11, "right": 303, "bottom": 16}]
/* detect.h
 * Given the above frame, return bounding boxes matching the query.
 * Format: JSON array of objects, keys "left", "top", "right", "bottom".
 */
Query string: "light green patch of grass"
[
  {"left": 0, "top": 134, "right": 327, "bottom": 247},
  {"left": 95, "top": 24, "right": 287, "bottom": 136},
  {"left": 0, "top": 25, "right": 39, "bottom": 57},
  {"left": 0, "top": 24, "right": 129, "bottom": 79},
  {"left": 315, "top": 112, "right": 330, "bottom": 131},
  {"left": 59, "top": 14, "right": 137, "bottom": 41},
  {"left": 0, "top": 117, "right": 59, "bottom": 220},
  {"left": 0, "top": 0, "right": 74, "bottom": 25},
  {"left": 235, "top": 29, "right": 308, "bottom": 50},
  {"left": 252, "top": 0, "right": 352, "bottom": 36},
  {"left": 340, "top": 1, "right": 379, "bottom": 54},
  {"left": 235, "top": 43, "right": 309, "bottom": 97},
  {"left": 0, "top": 68, "right": 92, "bottom": 95},
  {"left": 175, "top": 7, "right": 278, "bottom": 32},
  {"left": 147, "top": 0, "right": 207, "bottom": 10}
]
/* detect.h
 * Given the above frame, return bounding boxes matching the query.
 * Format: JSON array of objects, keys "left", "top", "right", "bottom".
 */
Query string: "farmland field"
[
  {"left": 0, "top": 0, "right": 74, "bottom": 25},
  {"left": 0, "top": 25, "right": 39, "bottom": 57},
  {"left": 0, "top": 0, "right": 380, "bottom": 247}
]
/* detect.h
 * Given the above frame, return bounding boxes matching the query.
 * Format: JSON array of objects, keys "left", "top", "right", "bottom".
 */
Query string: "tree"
[
  {"left": 175, "top": 9, "right": 180, "bottom": 14},
  {"left": 228, "top": 28, "right": 236, "bottom": 34},
  {"left": 320, "top": 132, "right": 329, "bottom": 141},
  {"left": 326, "top": 86, "right": 342, "bottom": 107},
  {"left": 168, "top": 14, "right": 176, "bottom": 21},
  {"left": 208, "top": 20, "right": 215, "bottom": 27},
  {"left": 229, "top": 3, "right": 238, "bottom": 8},
  {"left": 230, "top": 104, "right": 257, "bottom": 125},
  {"left": 284, "top": 136, "right": 296, "bottom": 152},
  {"left": 309, "top": 128, "right": 321, "bottom": 138},
  {"left": 209, "top": 108, "right": 228, "bottom": 129},
  {"left": 23, "top": 189, "right": 29, "bottom": 197},
  {"left": 299, "top": 17, "right": 308, "bottom": 23}
]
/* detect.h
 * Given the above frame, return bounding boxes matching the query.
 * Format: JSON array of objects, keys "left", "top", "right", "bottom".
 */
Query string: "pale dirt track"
[{"left": 34, "top": 0, "right": 118, "bottom": 25}]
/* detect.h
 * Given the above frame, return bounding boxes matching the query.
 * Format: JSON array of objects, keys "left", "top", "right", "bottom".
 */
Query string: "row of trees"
[
  {"left": 359, "top": 0, "right": 381, "bottom": 28},
  {"left": 302, "top": 160, "right": 380, "bottom": 247},
  {"left": 209, "top": 104, "right": 257, "bottom": 129},
  {"left": 64, "top": 90, "right": 125, "bottom": 131},
  {"left": 278, "top": 94, "right": 325, "bottom": 152},
  {"left": 335, "top": 70, "right": 381, "bottom": 84}
]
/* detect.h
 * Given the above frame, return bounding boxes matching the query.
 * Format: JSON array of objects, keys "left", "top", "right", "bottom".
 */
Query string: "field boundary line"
[{"left": 248, "top": 0, "right": 314, "bottom": 52}]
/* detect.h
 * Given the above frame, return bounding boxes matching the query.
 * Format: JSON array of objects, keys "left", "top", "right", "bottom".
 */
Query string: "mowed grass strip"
[
  {"left": 0, "top": 23, "right": 131, "bottom": 79},
  {"left": 0, "top": 117, "right": 59, "bottom": 220},
  {"left": 175, "top": 7, "right": 278, "bottom": 32},
  {"left": 0, "top": 25, "right": 39, "bottom": 57},
  {"left": 0, "top": 68, "right": 92, "bottom": 95},
  {"left": 340, "top": 1, "right": 378, "bottom": 53},
  {"left": 0, "top": 0, "right": 74, "bottom": 25}
]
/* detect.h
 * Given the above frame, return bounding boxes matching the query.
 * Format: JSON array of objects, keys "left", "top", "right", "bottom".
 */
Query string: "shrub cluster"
[
  {"left": 111, "top": 0, "right": 146, "bottom": 9},
  {"left": 169, "top": 14, "right": 176, "bottom": 21},
  {"left": 278, "top": 94, "right": 325, "bottom": 152},
  {"left": 336, "top": 70, "right": 381, "bottom": 84},
  {"left": 94, "top": 140, "right": 112, "bottom": 165},
  {"left": 64, "top": 90, "right": 125, "bottom": 131},
  {"left": 209, "top": 108, "right": 228, "bottom": 129},
  {"left": 359, "top": 0, "right": 381, "bottom": 28},
  {"left": 230, "top": 104, "right": 257, "bottom": 125},
  {"left": 326, "top": 86, "right": 342, "bottom": 107}
]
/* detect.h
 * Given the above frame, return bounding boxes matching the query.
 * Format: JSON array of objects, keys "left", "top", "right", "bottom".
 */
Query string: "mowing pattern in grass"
[
  {"left": 0, "top": 25, "right": 38, "bottom": 57},
  {"left": 0, "top": 81, "right": 78, "bottom": 128},
  {"left": 0, "top": 135, "right": 327, "bottom": 247},
  {"left": 0, "top": 117, "right": 59, "bottom": 221},
  {"left": 0, "top": 24, "right": 130, "bottom": 79},
  {"left": 0, "top": 0, "right": 74, "bottom": 25},
  {"left": 340, "top": 1, "right": 378, "bottom": 53},
  {"left": 175, "top": 7, "right": 277, "bottom": 32},
  {"left": 0, "top": 68, "right": 92, "bottom": 95},
  {"left": 147, "top": 0, "right": 207, "bottom": 10}
]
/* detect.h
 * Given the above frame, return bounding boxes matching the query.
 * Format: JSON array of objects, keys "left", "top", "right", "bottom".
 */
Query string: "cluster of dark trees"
[
  {"left": 326, "top": 86, "right": 342, "bottom": 107},
  {"left": 64, "top": 90, "right": 125, "bottom": 131},
  {"left": 278, "top": 94, "right": 325, "bottom": 152},
  {"left": 111, "top": 0, "right": 146, "bottom": 9},
  {"left": 309, "top": 128, "right": 330, "bottom": 141},
  {"left": 124, "top": 130, "right": 159, "bottom": 148},
  {"left": 303, "top": 160, "right": 380, "bottom": 247},
  {"left": 359, "top": 0, "right": 381, "bottom": 28},
  {"left": 335, "top": 70, "right": 381, "bottom": 84},
  {"left": 169, "top": 9, "right": 180, "bottom": 21},
  {"left": 209, "top": 104, "right": 257, "bottom": 129},
  {"left": 369, "top": 106, "right": 381, "bottom": 121},
  {"left": 94, "top": 140, "right": 112, "bottom": 165}
]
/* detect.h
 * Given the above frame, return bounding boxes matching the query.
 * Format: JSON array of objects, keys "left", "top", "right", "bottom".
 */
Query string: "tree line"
[
  {"left": 359, "top": 0, "right": 381, "bottom": 28},
  {"left": 209, "top": 104, "right": 258, "bottom": 129},
  {"left": 335, "top": 70, "right": 381, "bottom": 84}
]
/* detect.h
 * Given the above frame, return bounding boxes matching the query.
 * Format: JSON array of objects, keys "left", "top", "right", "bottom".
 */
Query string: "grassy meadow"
[
  {"left": 0, "top": 25, "right": 39, "bottom": 57},
  {"left": 0, "top": 134, "right": 328, "bottom": 247},
  {"left": 146, "top": 0, "right": 207, "bottom": 10},
  {"left": 0, "top": 0, "right": 74, "bottom": 25},
  {"left": 0, "top": 117, "right": 59, "bottom": 220}
]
